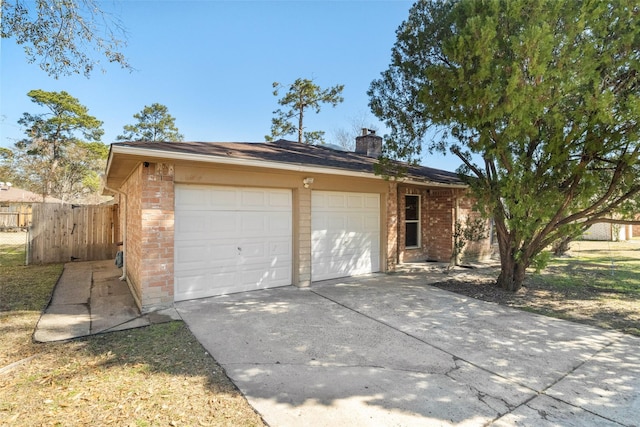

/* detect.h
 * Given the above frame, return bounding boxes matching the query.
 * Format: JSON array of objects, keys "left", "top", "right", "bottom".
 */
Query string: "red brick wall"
[
  {"left": 456, "top": 192, "right": 493, "bottom": 263},
  {"left": 397, "top": 186, "right": 455, "bottom": 263},
  {"left": 424, "top": 189, "right": 455, "bottom": 262},
  {"left": 395, "top": 186, "right": 492, "bottom": 264},
  {"left": 120, "top": 162, "right": 175, "bottom": 311},
  {"left": 121, "top": 166, "right": 142, "bottom": 306},
  {"left": 386, "top": 182, "right": 398, "bottom": 270}
]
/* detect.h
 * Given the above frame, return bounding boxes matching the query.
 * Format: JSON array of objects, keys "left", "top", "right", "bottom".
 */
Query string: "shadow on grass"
[
  {"left": 1, "top": 248, "right": 264, "bottom": 426},
  {"left": 2, "top": 319, "right": 265, "bottom": 426},
  {"left": 431, "top": 259, "right": 640, "bottom": 337}
]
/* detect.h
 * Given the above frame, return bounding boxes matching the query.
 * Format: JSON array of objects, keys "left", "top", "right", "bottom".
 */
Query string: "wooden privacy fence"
[
  {"left": 0, "top": 205, "right": 32, "bottom": 229},
  {"left": 29, "top": 203, "right": 119, "bottom": 264}
]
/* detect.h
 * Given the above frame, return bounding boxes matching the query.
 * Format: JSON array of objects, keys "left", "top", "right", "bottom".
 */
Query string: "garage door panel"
[
  {"left": 312, "top": 191, "right": 381, "bottom": 282},
  {"left": 175, "top": 270, "right": 238, "bottom": 298},
  {"left": 175, "top": 185, "right": 292, "bottom": 301},
  {"left": 327, "top": 216, "right": 346, "bottom": 229},
  {"left": 347, "top": 195, "right": 364, "bottom": 208},
  {"left": 312, "top": 193, "right": 326, "bottom": 208},
  {"left": 364, "top": 195, "right": 380, "bottom": 209},
  {"left": 209, "top": 213, "right": 242, "bottom": 236},
  {"left": 236, "top": 238, "right": 291, "bottom": 255},
  {"left": 269, "top": 213, "right": 293, "bottom": 234},
  {"left": 269, "top": 239, "right": 292, "bottom": 256},
  {"left": 268, "top": 191, "right": 291, "bottom": 208},
  {"left": 240, "top": 190, "right": 267, "bottom": 208},
  {"left": 177, "top": 275, "right": 271, "bottom": 300},
  {"left": 237, "top": 241, "right": 267, "bottom": 260},
  {"left": 364, "top": 215, "right": 379, "bottom": 231},
  {"left": 238, "top": 189, "right": 293, "bottom": 211},
  {"left": 176, "top": 211, "right": 241, "bottom": 239},
  {"left": 327, "top": 194, "right": 347, "bottom": 208},
  {"left": 313, "top": 256, "right": 379, "bottom": 279},
  {"left": 175, "top": 212, "right": 212, "bottom": 236},
  {"left": 175, "top": 186, "right": 213, "bottom": 208},
  {"left": 347, "top": 215, "right": 364, "bottom": 231},
  {"left": 238, "top": 213, "right": 292, "bottom": 238},
  {"left": 174, "top": 245, "right": 210, "bottom": 270},
  {"left": 240, "top": 264, "right": 290, "bottom": 286},
  {"left": 239, "top": 213, "right": 268, "bottom": 235},
  {"left": 175, "top": 241, "right": 238, "bottom": 272}
]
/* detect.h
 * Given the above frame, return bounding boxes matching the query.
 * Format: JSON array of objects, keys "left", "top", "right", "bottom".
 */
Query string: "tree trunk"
[
  {"left": 552, "top": 236, "right": 572, "bottom": 256},
  {"left": 298, "top": 107, "right": 304, "bottom": 144},
  {"left": 494, "top": 221, "right": 527, "bottom": 292},
  {"left": 496, "top": 255, "right": 527, "bottom": 291}
]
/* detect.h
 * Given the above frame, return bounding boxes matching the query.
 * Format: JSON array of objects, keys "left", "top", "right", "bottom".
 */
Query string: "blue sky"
[{"left": 1, "top": 0, "right": 461, "bottom": 171}]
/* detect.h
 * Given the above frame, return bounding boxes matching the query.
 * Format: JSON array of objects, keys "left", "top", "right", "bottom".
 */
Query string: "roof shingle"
[{"left": 111, "top": 139, "right": 464, "bottom": 186}]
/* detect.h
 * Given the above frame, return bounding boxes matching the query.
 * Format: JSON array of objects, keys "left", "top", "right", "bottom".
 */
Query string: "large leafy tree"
[
  {"left": 1, "top": 0, "right": 131, "bottom": 78},
  {"left": 266, "top": 78, "right": 344, "bottom": 144},
  {"left": 369, "top": 0, "right": 640, "bottom": 291},
  {"left": 14, "top": 89, "right": 106, "bottom": 202},
  {"left": 117, "top": 103, "right": 184, "bottom": 142}
]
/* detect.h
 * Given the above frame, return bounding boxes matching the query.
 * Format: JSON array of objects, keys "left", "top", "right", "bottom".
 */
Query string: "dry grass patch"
[
  {"left": 1, "top": 247, "right": 265, "bottom": 427},
  {"left": 1, "top": 323, "right": 265, "bottom": 426},
  {"left": 432, "top": 240, "right": 640, "bottom": 336}
]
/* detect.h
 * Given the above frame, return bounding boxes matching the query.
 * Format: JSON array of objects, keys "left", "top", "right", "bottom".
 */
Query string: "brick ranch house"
[{"left": 104, "top": 132, "right": 492, "bottom": 312}]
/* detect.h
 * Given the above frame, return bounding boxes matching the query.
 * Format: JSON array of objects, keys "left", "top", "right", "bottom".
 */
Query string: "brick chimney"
[{"left": 355, "top": 128, "right": 382, "bottom": 158}]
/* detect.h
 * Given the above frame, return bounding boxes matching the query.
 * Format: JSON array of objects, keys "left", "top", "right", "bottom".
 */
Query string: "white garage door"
[
  {"left": 312, "top": 191, "right": 380, "bottom": 281},
  {"left": 174, "top": 185, "right": 292, "bottom": 301}
]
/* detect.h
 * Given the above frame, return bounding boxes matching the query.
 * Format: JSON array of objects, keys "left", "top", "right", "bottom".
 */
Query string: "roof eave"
[{"left": 107, "top": 144, "right": 467, "bottom": 189}]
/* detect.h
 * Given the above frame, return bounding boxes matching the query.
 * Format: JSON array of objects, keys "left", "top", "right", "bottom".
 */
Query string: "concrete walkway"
[
  {"left": 177, "top": 273, "right": 640, "bottom": 427},
  {"left": 34, "top": 260, "right": 180, "bottom": 342}
]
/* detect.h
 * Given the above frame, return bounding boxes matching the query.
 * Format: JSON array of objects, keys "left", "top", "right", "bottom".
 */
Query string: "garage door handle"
[{"left": 237, "top": 247, "right": 242, "bottom": 254}]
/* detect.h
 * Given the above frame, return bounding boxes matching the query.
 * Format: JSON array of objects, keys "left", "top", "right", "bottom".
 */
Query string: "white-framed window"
[{"left": 405, "top": 194, "right": 420, "bottom": 248}]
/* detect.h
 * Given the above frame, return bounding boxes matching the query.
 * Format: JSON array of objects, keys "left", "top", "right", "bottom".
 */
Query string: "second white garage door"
[
  {"left": 174, "top": 185, "right": 292, "bottom": 301},
  {"left": 311, "top": 191, "right": 381, "bottom": 281}
]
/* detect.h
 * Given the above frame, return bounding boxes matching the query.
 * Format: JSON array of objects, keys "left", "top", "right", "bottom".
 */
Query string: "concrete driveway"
[{"left": 176, "top": 273, "right": 640, "bottom": 427}]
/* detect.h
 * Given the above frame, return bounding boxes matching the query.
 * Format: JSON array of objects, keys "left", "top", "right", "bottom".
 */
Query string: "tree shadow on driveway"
[{"left": 177, "top": 275, "right": 640, "bottom": 426}]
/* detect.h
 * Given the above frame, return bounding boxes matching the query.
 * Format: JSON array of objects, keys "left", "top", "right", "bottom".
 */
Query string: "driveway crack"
[{"left": 311, "top": 290, "right": 538, "bottom": 392}]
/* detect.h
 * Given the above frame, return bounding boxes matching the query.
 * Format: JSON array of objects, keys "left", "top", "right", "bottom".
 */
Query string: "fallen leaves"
[{"left": 1, "top": 322, "right": 265, "bottom": 427}]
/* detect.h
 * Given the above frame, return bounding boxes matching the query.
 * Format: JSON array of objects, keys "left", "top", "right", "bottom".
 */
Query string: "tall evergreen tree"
[
  {"left": 117, "top": 103, "right": 184, "bottom": 142},
  {"left": 369, "top": 0, "right": 640, "bottom": 291},
  {"left": 266, "top": 78, "right": 344, "bottom": 144},
  {"left": 14, "top": 90, "right": 106, "bottom": 202}
]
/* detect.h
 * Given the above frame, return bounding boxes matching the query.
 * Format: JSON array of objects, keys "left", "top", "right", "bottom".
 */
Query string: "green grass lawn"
[
  {"left": 432, "top": 239, "right": 640, "bottom": 336},
  {"left": 543, "top": 240, "right": 640, "bottom": 295}
]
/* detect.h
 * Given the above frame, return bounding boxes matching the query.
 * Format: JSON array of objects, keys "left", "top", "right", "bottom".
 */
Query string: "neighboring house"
[
  {"left": 582, "top": 221, "right": 634, "bottom": 241},
  {"left": 0, "top": 182, "right": 63, "bottom": 229},
  {"left": 104, "top": 131, "right": 492, "bottom": 312}
]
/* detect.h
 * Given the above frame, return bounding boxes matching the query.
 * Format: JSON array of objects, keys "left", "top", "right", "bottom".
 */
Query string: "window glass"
[
  {"left": 405, "top": 195, "right": 419, "bottom": 220},
  {"left": 405, "top": 195, "right": 420, "bottom": 247},
  {"left": 405, "top": 222, "right": 419, "bottom": 247}
]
